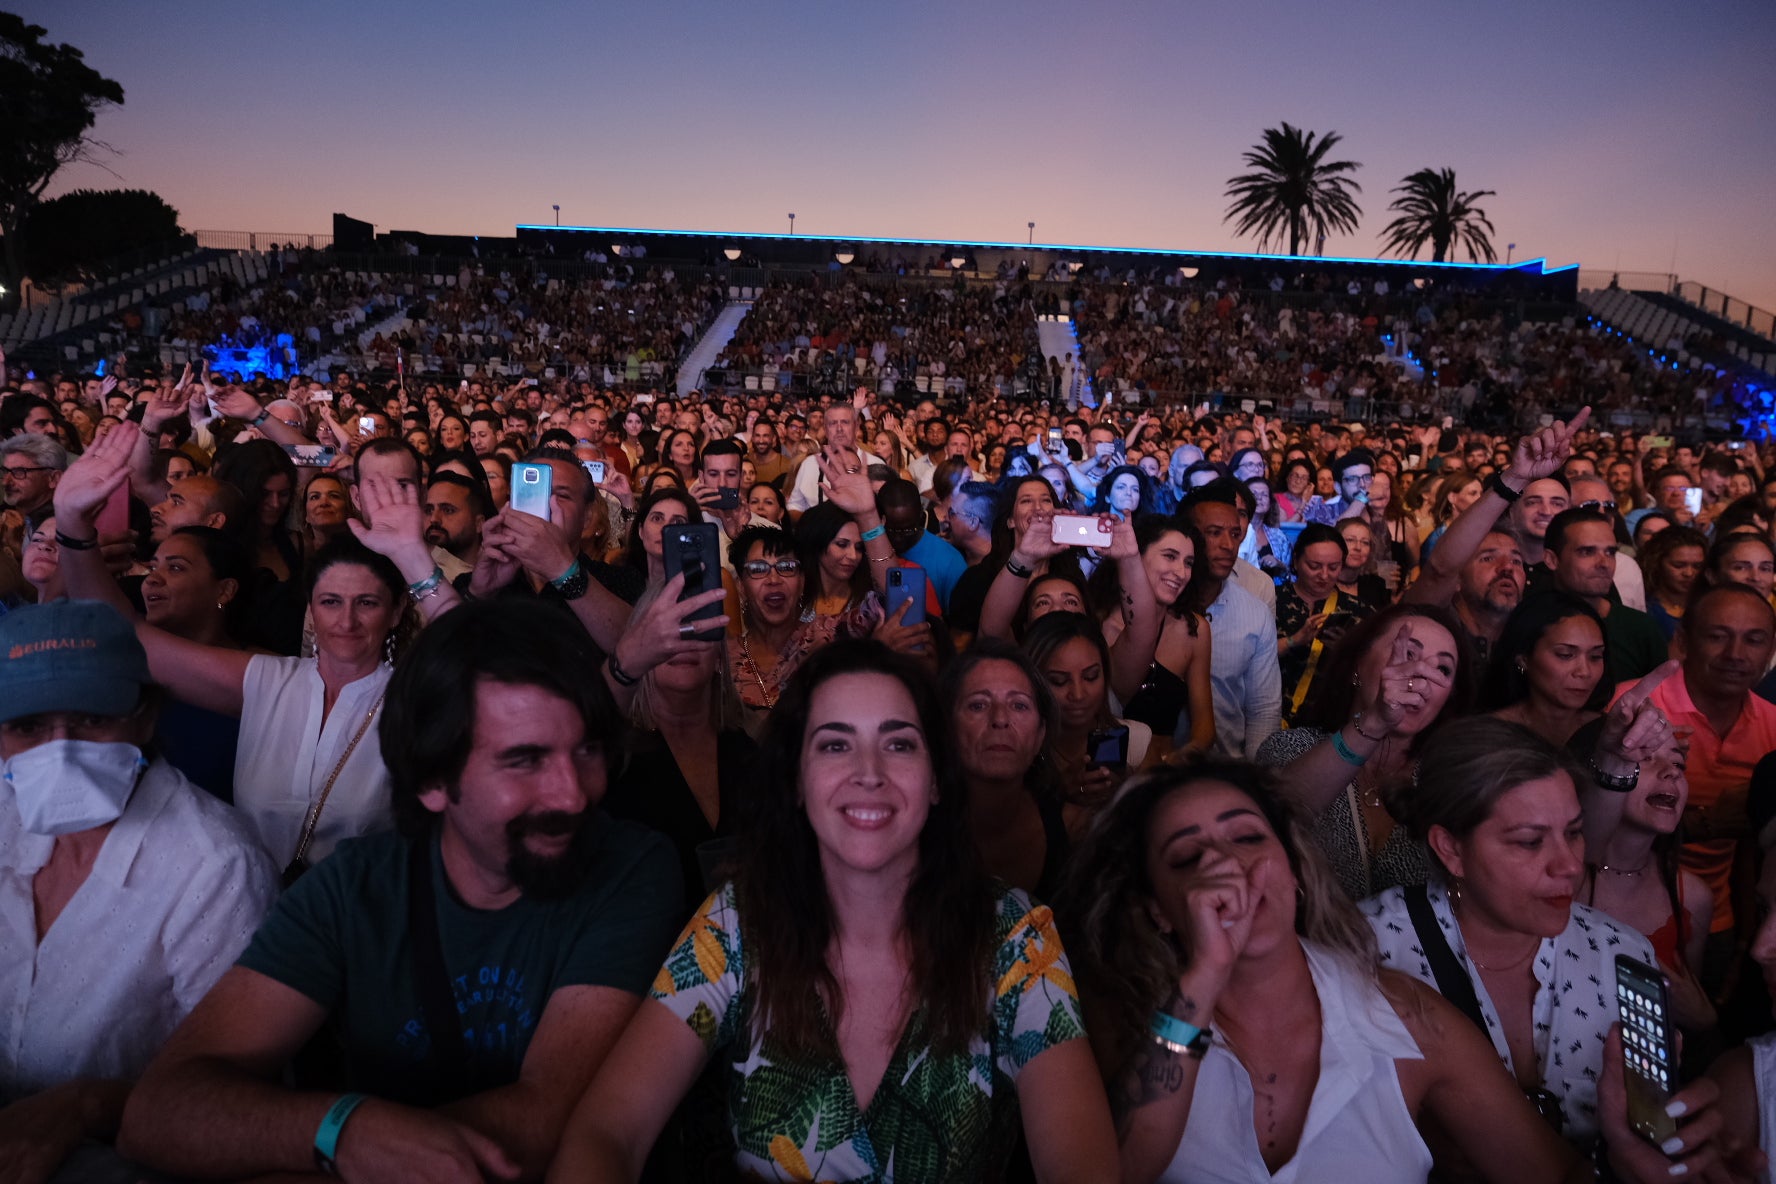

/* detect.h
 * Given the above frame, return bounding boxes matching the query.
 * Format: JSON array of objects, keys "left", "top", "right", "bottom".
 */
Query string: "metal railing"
[
  {"left": 1576, "top": 270, "right": 1675, "bottom": 295},
  {"left": 1675, "top": 282, "right": 1775, "bottom": 343},
  {"left": 192, "top": 230, "right": 334, "bottom": 252}
]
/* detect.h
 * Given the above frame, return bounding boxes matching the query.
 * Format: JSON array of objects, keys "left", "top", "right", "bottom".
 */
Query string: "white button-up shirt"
[
  {"left": 1, "top": 759, "right": 278, "bottom": 1096},
  {"left": 1204, "top": 579, "right": 1282, "bottom": 759},
  {"left": 1162, "top": 941, "right": 1431, "bottom": 1183}
]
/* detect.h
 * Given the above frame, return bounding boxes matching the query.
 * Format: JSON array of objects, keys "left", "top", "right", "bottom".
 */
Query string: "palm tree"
[
  {"left": 1223, "top": 123, "right": 1363, "bottom": 257},
  {"left": 1379, "top": 168, "right": 1498, "bottom": 263}
]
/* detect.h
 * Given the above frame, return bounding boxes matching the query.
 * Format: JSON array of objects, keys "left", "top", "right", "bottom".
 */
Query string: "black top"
[
  {"left": 1123, "top": 659, "right": 1189, "bottom": 740},
  {"left": 605, "top": 727, "right": 760, "bottom": 920}
]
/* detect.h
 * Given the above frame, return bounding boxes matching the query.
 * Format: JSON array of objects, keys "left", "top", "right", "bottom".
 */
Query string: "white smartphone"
[{"left": 1052, "top": 513, "right": 1114, "bottom": 548}]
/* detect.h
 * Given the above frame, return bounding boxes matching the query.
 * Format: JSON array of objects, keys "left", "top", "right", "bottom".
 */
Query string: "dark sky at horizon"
[{"left": 21, "top": 0, "right": 1776, "bottom": 310}]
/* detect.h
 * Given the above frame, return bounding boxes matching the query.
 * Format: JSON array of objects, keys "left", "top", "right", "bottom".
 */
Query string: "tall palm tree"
[
  {"left": 1379, "top": 168, "right": 1498, "bottom": 263},
  {"left": 1223, "top": 123, "right": 1363, "bottom": 257}
]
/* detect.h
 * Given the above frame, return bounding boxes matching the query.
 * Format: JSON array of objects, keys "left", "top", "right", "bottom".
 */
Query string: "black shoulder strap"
[
  {"left": 408, "top": 837, "right": 467, "bottom": 1066},
  {"left": 1404, "top": 883, "right": 1489, "bottom": 1037}
]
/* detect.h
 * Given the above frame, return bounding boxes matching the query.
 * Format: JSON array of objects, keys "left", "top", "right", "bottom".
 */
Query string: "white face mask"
[{"left": 3, "top": 740, "right": 147, "bottom": 836}]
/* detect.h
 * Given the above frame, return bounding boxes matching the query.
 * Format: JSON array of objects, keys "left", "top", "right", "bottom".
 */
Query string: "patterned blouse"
[
  {"left": 1256, "top": 726, "right": 1429, "bottom": 901},
  {"left": 1363, "top": 879, "right": 1656, "bottom": 1146},
  {"left": 651, "top": 883, "right": 1087, "bottom": 1183}
]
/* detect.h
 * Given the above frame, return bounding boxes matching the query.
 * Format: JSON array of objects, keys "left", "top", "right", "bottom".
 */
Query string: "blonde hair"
[{"left": 626, "top": 586, "right": 747, "bottom": 732}]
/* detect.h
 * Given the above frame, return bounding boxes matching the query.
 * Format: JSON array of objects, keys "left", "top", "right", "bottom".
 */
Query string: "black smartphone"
[
  {"left": 663, "top": 523, "right": 724, "bottom": 642},
  {"left": 886, "top": 566, "right": 926, "bottom": 627},
  {"left": 1614, "top": 954, "right": 1678, "bottom": 1145},
  {"left": 1086, "top": 724, "right": 1131, "bottom": 771},
  {"left": 1321, "top": 611, "right": 1357, "bottom": 634},
  {"left": 716, "top": 486, "right": 741, "bottom": 510}
]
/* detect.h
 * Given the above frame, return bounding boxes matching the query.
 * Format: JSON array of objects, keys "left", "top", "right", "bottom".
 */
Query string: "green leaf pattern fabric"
[{"left": 649, "top": 883, "right": 1084, "bottom": 1182}]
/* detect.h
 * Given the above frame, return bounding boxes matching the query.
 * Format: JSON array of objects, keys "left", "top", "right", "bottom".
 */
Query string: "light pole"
[
  {"left": 1028, "top": 222, "right": 1035, "bottom": 245},
  {"left": 553, "top": 205, "right": 560, "bottom": 226},
  {"left": 788, "top": 213, "right": 796, "bottom": 236}
]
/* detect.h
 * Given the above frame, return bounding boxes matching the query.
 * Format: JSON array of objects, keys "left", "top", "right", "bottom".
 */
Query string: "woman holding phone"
[
  {"left": 1274, "top": 524, "right": 1365, "bottom": 727},
  {"left": 1024, "top": 611, "right": 1151, "bottom": 838},
  {"left": 548, "top": 641, "right": 1117, "bottom": 1182}
]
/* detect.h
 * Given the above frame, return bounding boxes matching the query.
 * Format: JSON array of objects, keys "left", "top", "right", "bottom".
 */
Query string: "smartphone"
[
  {"left": 1052, "top": 513, "right": 1114, "bottom": 548},
  {"left": 284, "top": 444, "right": 337, "bottom": 468},
  {"left": 96, "top": 485, "right": 129, "bottom": 537},
  {"left": 357, "top": 416, "right": 376, "bottom": 436},
  {"left": 716, "top": 486, "right": 741, "bottom": 510},
  {"left": 1047, "top": 427, "right": 1063, "bottom": 449},
  {"left": 1614, "top": 955, "right": 1678, "bottom": 1145},
  {"left": 1645, "top": 435, "right": 1674, "bottom": 450},
  {"left": 1321, "top": 611, "right": 1357, "bottom": 634},
  {"left": 663, "top": 523, "right": 723, "bottom": 642},
  {"left": 1682, "top": 487, "right": 1703, "bottom": 517},
  {"left": 509, "top": 461, "right": 554, "bottom": 520},
  {"left": 886, "top": 566, "right": 926, "bottom": 627},
  {"left": 525, "top": 378, "right": 539, "bottom": 387},
  {"left": 310, "top": 389, "right": 334, "bottom": 402},
  {"left": 582, "top": 459, "right": 606, "bottom": 485},
  {"left": 1441, "top": 415, "right": 1454, "bottom": 430},
  {"left": 1086, "top": 725, "right": 1131, "bottom": 771}
]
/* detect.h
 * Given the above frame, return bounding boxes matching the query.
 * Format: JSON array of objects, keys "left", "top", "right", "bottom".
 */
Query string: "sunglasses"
[{"left": 741, "top": 558, "right": 801, "bottom": 579}]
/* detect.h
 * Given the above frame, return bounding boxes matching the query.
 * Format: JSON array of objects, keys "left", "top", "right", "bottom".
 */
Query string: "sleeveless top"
[
  {"left": 1160, "top": 941, "right": 1432, "bottom": 1183},
  {"left": 1124, "top": 659, "right": 1189, "bottom": 738}
]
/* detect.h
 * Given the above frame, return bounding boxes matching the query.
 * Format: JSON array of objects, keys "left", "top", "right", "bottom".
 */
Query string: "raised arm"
[
  {"left": 980, "top": 509, "right": 1070, "bottom": 642},
  {"left": 482, "top": 508, "right": 632, "bottom": 654},
  {"left": 1103, "top": 516, "right": 1161, "bottom": 705},
  {"left": 212, "top": 386, "right": 316, "bottom": 448},
  {"left": 602, "top": 575, "right": 729, "bottom": 710},
  {"left": 1406, "top": 408, "right": 1590, "bottom": 606},
  {"left": 129, "top": 374, "right": 197, "bottom": 506},
  {"left": 817, "top": 447, "right": 897, "bottom": 598},
  {"left": 1182, "top": 624, "right": 1215, "bottom": 760},
  {"left": 348, "top": 474, "right": 464, "bottom": 626},
  {"left": 1579, "top": 660, "right": 1678, "bottom": 854},
  {"left": 54, "top": 422, "right": 251, "bottom": 716}
]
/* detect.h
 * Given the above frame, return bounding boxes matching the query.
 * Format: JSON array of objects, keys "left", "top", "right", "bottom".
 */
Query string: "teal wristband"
[
  {"left": 860, "top": 524, "right": 886, "bottom": 542},
  {"left": 549, "top": 557, "right": 582, "bottom": 589},
  {"left": 313, "top": 1092, "right": 368, "bottom": 1174},
  {"left": 1331, "top": 729, "right": 1368, "bottom": 767},
  {"left": 1148, "top": 1010, "right": 1209, "bottom": 1057}
]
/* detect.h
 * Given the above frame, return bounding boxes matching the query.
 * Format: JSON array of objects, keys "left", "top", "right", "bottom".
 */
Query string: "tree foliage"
[
  {"left": 22, "top": 188, "right": 187, "bottom": 288},
  {"left": 1379, "top": 167, "right": 1498, "bottom": 264},
  {"left": 1223, "top": 123, "right": 1363, "bottom": 257},
  {"left": 0, "top": 13, "right": 126, "bottom": 307}
]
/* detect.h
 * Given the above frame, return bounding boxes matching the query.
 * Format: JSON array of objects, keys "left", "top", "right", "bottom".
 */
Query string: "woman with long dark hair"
[
  {"left": 212, "top": 438, "right": 304, "bottom": 654},
  {"left": 1640, "top": 525, "right": 1708, "bottom": 640},
  {"left": 1482, "top": 593, "right": 1613, "bottom": 746},
  {"left": 550, "top": 641, "right": 1116, "bottom": 1180}
]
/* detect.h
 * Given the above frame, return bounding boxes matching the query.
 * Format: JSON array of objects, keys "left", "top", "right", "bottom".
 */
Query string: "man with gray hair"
[
  {"left": 0, "top": 433, "right": 68, "bottom": 525},
  {"left": 785, "top": 400, "right": 882, "bottom": 519}
]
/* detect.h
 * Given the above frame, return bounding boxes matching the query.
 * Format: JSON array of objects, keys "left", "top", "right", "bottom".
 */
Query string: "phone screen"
[
  {"left": 1615, "top": 955, "right": 1677, "bottom": 1145},
  {"left": 1086, "top": 726, "right": 1130, "bottom": 769},
  {"left": 1682, "top": 487, "right": 1703, "bottom": 517}
]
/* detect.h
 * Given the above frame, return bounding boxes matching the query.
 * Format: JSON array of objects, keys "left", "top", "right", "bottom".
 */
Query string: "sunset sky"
[{"left": 20, "top": 0, "right": 1776, "bottom": 311}]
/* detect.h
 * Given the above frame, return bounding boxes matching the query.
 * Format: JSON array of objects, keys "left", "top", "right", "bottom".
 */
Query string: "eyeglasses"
[
  {"left": 1, "top": 466, "right": 53, "bottom": 481},
  {"left": 741, "top": 558, "right": 801, "bottom": 580},
  {"left": 1576, "top": 499, "right": 1618, "bottom": 513}
]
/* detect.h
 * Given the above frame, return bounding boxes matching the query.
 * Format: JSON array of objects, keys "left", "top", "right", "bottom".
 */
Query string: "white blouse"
[
  {"left": 1363, "top": 880, "right": 1656, "bottom": 1145},
  {"left": 234, "top": 655, "right": 393, "bottom": 867},
  {"left": 1161, "top": 941, "right": 1432, "bottom": 1183}
]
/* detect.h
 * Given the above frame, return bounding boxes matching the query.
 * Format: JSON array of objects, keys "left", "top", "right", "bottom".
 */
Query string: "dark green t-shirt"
[
  {"left": 1603, "top": 603, "right": 1669, "bottom": 690},
  {"left": 237, "top": 816, "right": 680, "bottom": 1105}
]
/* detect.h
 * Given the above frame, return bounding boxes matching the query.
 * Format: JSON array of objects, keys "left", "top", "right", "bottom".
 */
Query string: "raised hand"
[
  {"left": 1506, "top": 405, "right": 1592, "bottom": 485},
  {"left": 815, "top": 446, "right": 876, "bottom": 517},
  {"left": 346, "top": 474, "right": 431, "bottom": 573},
  {"left": 1010, "top": 509, "right": 1071, "bottom": 567},
  {"left": 871, "top": 597, "right": 932, "bottom": 656},
  {"left": 212, "top": 385, "right": 264, "bottom": 422},
  {"left": 1103, "top": 513, "right": 1141, "bottom": 562},
  {"left": 141, "top": 382, "right": 193, "bottom": 434},
  {"left": 53, "top": 420, "right": 138, "bottom": 528},
  {"left": 1598, "top": 659, "right": 1679, "bottom": 766},
  {"left": 1361, "top": 619, "right": 1452, "bottom": 737}
]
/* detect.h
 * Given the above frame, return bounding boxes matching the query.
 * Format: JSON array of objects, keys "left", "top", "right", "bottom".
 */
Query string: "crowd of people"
[
  {"left": 708, "top": 277, "right": 1044, "bottom": 400},
  {"left": 7, "top": 318, "right": 1776, "bottom": 1184}
]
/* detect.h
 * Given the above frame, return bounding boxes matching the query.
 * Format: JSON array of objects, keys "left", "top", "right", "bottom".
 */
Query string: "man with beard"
[
  {"left": 423, "top": 472, "right": 485, "bottom": 575},
  {"left": 1407, "top": 408, "right": 1591, "bottom": 673},
  {"left": 119, "top": 599, "right": 681, "bottom": 1183}
]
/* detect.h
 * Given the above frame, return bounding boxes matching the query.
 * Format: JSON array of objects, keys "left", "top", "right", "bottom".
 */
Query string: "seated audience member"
[
  {"left": 117, "top": 600, "right": 682, "bottom": 1182},
  {"left": 1024, "top": 611, "right": 1152, "bottom": 839},
  {"left": 1182, "top": 482, "right": 1282, "bottom": 760},
  {"left": 0, "top": 602, "right": 277, "bottom": 1180},
  {"left": 1539, "top": 505, "right": 1668, "bottom": 687},
  {"left": 1260, "top": 605, "right": 1475, "bottom": 900},
  {"left": 1613, "top": 582, "right": 1776, "bottom": 990},
  {"left": 1638, "top": 525, "right": 1709, "bottom": 641},
  {"left": 601, "top": 582, "right": 758, "bottom": 919},
  {"left": 1059, "top": 762, "right": 1706, "bottom": 1183},
  {"left": 944, "top": 640, "right": 1073, "bottom": 899},
  {"left": 1363, "top": 717, "right": 1673, "bottom": 1155},
  {"left": 547, "top": 641, "right": 1116, "bottom": 1181}
]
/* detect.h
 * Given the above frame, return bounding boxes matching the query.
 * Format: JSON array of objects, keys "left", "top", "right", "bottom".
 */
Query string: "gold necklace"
[{"left": 739, "top": 630, "right": 777, "bottom": 709}]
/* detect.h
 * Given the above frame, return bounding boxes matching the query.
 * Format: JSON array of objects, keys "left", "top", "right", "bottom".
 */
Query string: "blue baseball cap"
[{"left": 0, "top": 601, "right": 151, "bottom": 723}]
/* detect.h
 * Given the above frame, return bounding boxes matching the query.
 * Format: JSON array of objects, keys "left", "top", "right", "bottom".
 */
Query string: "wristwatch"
[
  {"left": 1484, "top": 472, "right": 1523, "bottom": 503},
  {"left": 550, "top": 558, "right": 591, "bottom": 601}
]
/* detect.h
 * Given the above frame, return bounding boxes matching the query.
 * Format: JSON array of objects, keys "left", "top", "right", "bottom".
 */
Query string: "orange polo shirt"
[{"left": 1613, "top": 669, "right": 1776, "bottom": 931}]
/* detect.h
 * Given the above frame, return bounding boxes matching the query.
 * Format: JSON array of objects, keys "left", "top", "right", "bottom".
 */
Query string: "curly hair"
[{"left": 1056, "top": 762, "right": 1375, "bottom": 1081}]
